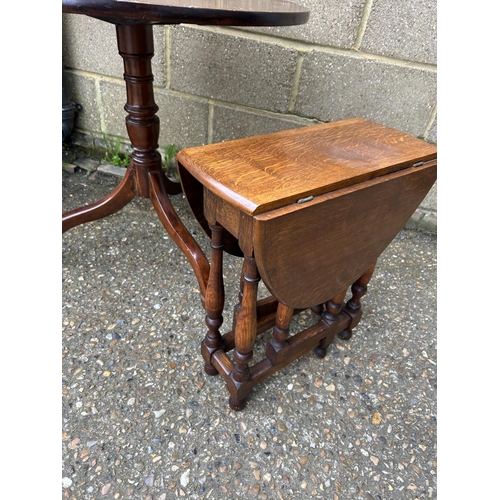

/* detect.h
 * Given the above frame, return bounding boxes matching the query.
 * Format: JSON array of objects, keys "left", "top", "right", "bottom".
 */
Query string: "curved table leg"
[
  {"left": 63, "top": 23, "right": 211, "bottom": 305},
  {"left": 62, "top": 168, "right": 136, "bottom": 233},
  {"left": 149, "top": 170, "right": 210, "bottom": 301}
]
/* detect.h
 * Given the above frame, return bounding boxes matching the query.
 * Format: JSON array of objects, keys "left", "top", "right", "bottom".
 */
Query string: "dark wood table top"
[{"left": 62, "top": 0, "right": 310, "bottom": 26}]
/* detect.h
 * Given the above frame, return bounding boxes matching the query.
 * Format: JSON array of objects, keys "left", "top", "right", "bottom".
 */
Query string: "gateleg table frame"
[{"left": 176, "top": 118, "right": 437, "bottom": 409}]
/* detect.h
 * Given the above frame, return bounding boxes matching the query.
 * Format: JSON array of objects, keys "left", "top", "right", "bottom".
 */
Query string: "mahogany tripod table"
[{"left": 62, "top": 0, "right": 310, "bottom": 301}]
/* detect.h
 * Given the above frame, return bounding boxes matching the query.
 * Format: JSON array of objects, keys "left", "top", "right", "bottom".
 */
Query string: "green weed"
[
  {"left": 163, "top": 144, "right": 179, "bottom": 179},
  {"left": 103, "top": 135, "right": 130, "bottom": 167}
]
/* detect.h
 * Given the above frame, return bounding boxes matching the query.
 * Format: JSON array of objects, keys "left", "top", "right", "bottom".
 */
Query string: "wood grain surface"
[
  {"left": 253, "top": 161, "right": 437, "bottom": 308},
  {"left": 177, "top": 118, "right": 437, "bottom": 215}
]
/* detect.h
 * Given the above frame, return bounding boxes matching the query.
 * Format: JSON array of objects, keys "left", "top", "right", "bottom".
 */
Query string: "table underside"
[{"left": 62, "top": 0, "right": 310, "bottom": 25}]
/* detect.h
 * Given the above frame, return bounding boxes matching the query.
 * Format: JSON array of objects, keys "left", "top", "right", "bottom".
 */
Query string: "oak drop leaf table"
[{"left": 177, "top": 118, "right": 436, "bottom": 410}]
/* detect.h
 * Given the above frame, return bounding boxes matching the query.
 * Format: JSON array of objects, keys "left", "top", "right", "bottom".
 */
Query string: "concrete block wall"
[{"left": 62, "top": 0, "right": 437, "bottom": 231}]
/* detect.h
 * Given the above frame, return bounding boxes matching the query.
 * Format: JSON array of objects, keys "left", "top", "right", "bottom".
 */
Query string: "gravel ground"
[{"left": 62, "top": 167, "right": 437, "bottom": 500}]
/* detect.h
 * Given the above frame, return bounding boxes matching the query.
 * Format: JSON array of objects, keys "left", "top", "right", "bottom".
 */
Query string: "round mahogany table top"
[{"left": 62, "top": 0, "right": 310, "bottom": 26}]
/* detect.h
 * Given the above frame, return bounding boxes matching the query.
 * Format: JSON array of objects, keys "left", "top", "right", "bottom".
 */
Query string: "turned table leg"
[
  {"left": 270, "top": 303, "right": 294, "bottom": 351},
  {"left": 314, "top": 289, "right": 348, "bottom": 358},
  {"left": 229, "top": 256, "right": 260, "bottom": 411},
  {"left": 338, "top": 262, "right": 377, "bottom": 340},
  {"left": 201, "top": 223, "right": 226, "bottom": 375}
]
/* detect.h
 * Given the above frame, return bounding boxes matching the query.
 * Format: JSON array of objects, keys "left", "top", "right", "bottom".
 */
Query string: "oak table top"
[{"left": 177, "top": 118, "right": 438, "bottom": 215}]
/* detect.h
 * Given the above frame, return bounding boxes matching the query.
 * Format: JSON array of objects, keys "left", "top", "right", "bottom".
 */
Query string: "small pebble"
[
  {"left": 68, "top": 438, "right": 80, "bottom": 449},
  {"left": 250, "top": 484, "right": 260, "bottom": 496},
  {"left": 180, "top": 470, "right": 190, "bottom": 487}
]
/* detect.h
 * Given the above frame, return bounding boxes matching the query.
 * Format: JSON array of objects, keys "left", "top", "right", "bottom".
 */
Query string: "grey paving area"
[{"left": 62, "top": 167, "right": 437, "bottom": 500}]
